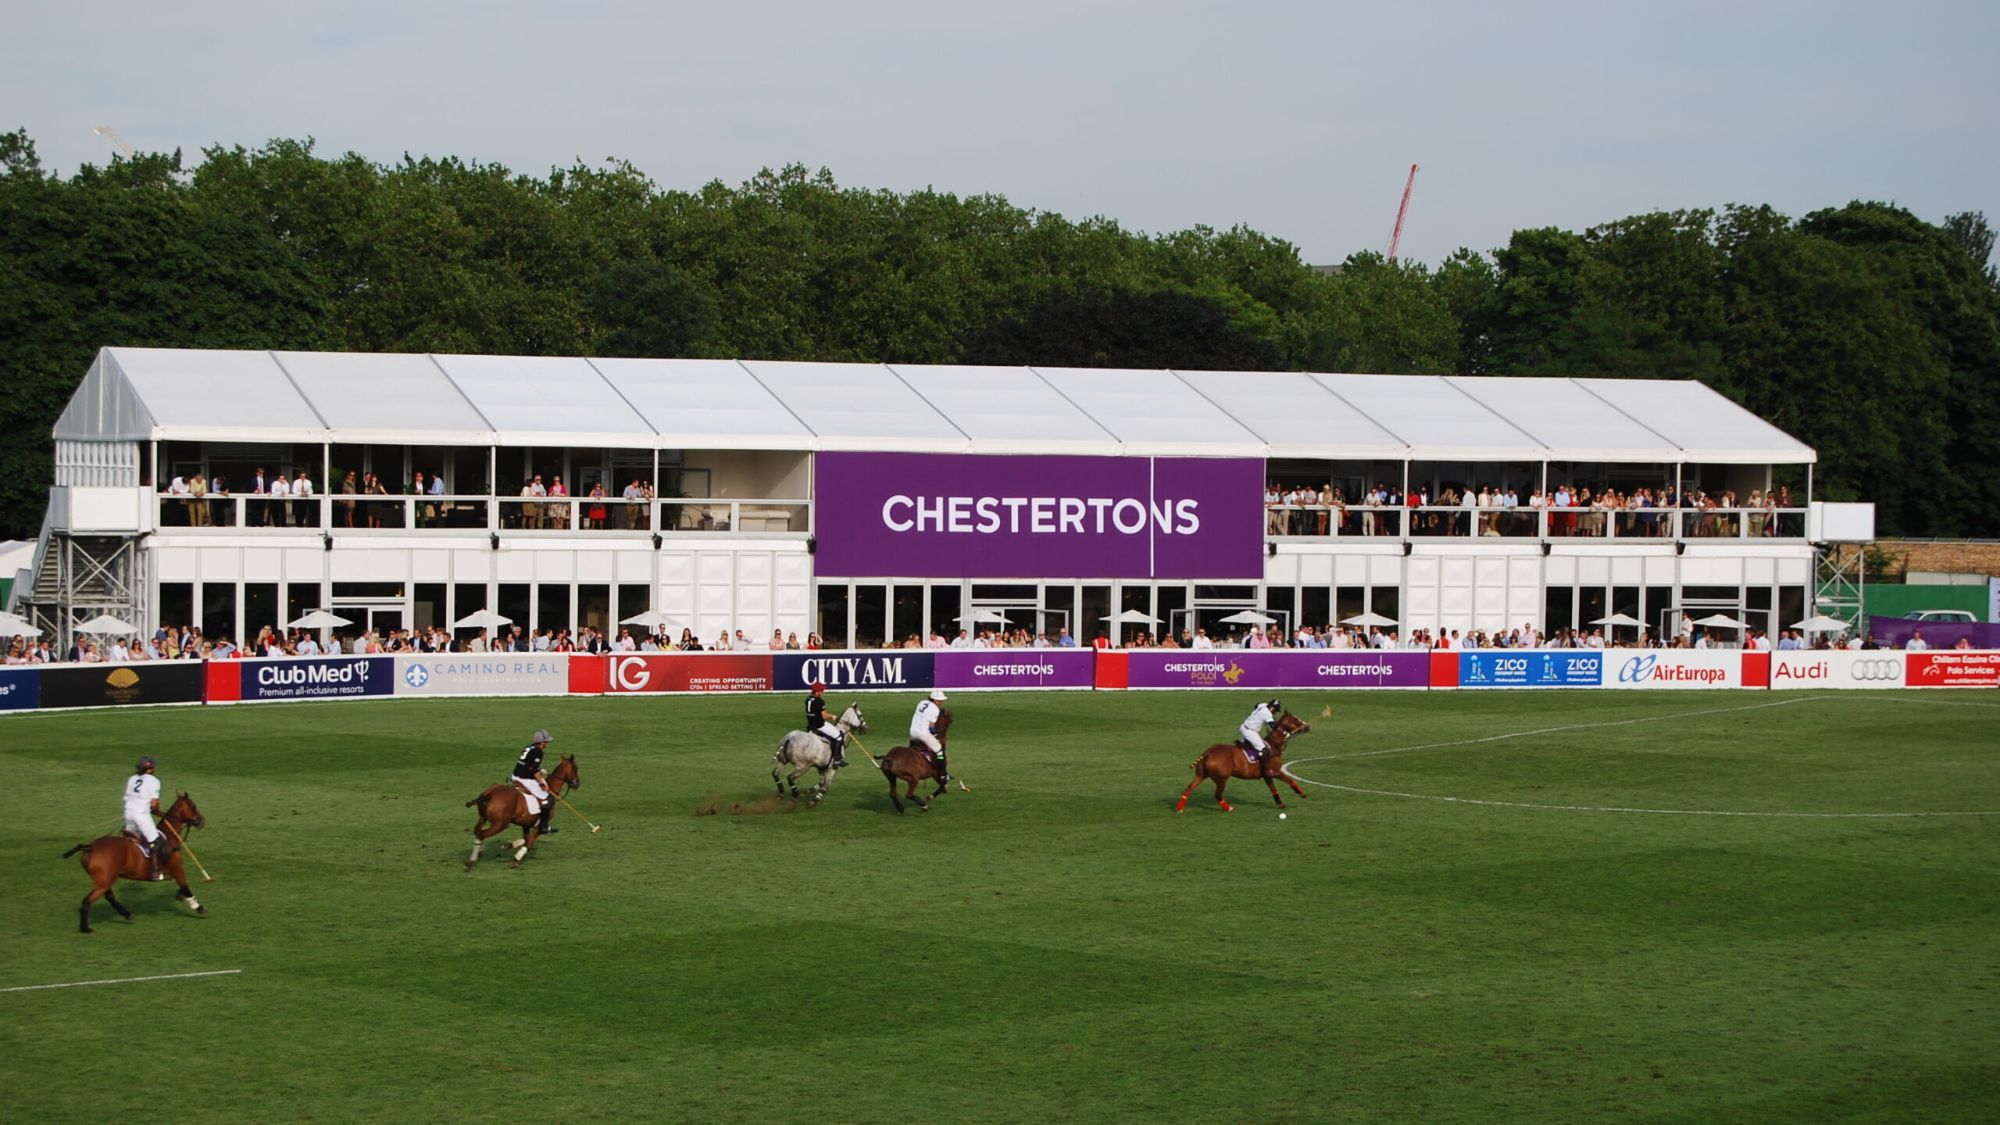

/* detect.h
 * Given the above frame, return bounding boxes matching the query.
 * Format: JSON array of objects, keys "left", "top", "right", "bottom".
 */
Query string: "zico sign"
[
  {"left": 1459, "top": 652, "right": 1602, "bottom": 688},
  {"left": 812, "top": 452, "right": 1265, "bottom": 579}
]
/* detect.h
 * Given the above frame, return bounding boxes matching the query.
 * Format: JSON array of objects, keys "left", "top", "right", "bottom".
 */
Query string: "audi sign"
[{"left": 1770, "top": 651, "right": 1905, "bottom": 688}]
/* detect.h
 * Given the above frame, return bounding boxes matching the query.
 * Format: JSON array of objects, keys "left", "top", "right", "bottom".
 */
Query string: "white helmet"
[{"left": 929, "top": 689, "right": 947, "bottom": 702}]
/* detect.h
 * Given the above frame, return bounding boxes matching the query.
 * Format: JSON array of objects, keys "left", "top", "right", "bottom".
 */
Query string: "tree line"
[{"left": 2, "top": 129, "right": 1995, "bottom": 540}]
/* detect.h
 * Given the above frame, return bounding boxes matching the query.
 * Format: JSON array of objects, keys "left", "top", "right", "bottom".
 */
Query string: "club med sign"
[{"left": 812, "top": 452, "right": 1264, "bottom": 580}]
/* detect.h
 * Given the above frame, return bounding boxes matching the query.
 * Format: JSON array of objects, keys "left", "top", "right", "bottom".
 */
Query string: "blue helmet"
[{"left": 136, "top": 756, "right": 157, "bottom": 772}]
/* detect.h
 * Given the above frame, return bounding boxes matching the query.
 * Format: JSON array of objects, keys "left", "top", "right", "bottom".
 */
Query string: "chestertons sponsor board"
[
  {"left": 1606, "top": 651, "right": 1743, "bottom": 689},
  {"left": 1770, "top": 651, "right": 1906, "bottom": 688},
  {"left": 811, "top": 452, "right": 1264, "bottom": 580}
]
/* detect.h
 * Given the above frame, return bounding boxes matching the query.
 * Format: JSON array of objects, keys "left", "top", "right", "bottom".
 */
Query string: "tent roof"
[{"left": 53, "top": 348, "right": 1815, "bottom": 465}]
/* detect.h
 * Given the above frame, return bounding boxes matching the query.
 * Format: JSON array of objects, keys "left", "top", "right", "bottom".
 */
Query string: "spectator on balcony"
[
  {"left": 295, "top": 469, "right": 315, "bottom": 526},
  {"left": 1905, "top": 630, "right": 1929, "bottom": 651},
  {"left": 268, "top": 469, "right": 291, "bottom": 527},
  {"left": 586, "top": 480, "right": 607, "bottom": 530},
  {"left": 623, "top": 479, "right": 644, "bottom": 529},
  {"left": 786, "top": 631, "right": 802, "bottom": 650},
  {"left": 339, "top": 472, "right": 358, "bottom": 528},
  {"left": 516, "top": 477, "right": 536, "bottom": 529},
  {"left": 713, "top": 630, "right": 733, "bottom": 651},
  {"left": 547, "top": 476, "right": 569, "bottom": 529},
  {"left": 1264, "top": 482, "right": 1283, "bottom": 534},
  {"left": 805, "top": 632, "right": 823, "bottom": 650},
  {"left": 364, "top": 472, "right": 388, "bottom": 528}
]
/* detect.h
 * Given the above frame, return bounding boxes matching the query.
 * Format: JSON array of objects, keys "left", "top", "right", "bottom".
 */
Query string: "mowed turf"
[{"left": 4, "top": 689, "right": 1997, "bottom": 1122}]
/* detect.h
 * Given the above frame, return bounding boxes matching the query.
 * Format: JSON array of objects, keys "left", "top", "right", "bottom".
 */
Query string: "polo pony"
[
  {"left": 466, "top": 754, "right": 580, "bottom": 870},
  {"left": 64, "top": 791, "right": 207, "bottom": 934},
  {"left": 773, "top": 702, "right": 867, "bottom": 803},
  {"left": 1175, "top": 710, "right": 1310, "bottom": 812}
]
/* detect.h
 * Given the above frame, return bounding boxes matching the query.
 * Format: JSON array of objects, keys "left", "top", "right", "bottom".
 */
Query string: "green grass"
[{"left": 4, "top": 690, "right": 1998, "bottom": 1123}]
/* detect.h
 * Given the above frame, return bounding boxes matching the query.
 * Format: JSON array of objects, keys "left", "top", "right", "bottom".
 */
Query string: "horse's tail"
[
  {"left": 62, "top": 842, "right": 91, "bottom": 859},
  {"left": 466, "top": 791, "right": 490, "bottom": 810}
]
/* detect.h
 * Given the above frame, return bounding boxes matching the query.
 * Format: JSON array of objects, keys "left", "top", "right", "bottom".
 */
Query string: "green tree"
[{"left": 957, "top": 288, "right": 1280, "bottom": 370}]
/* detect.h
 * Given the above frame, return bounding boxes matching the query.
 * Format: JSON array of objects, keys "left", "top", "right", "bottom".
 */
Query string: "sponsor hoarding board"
[
  {"left": 0, "top": 667, "right": 41, "bottom": 711},
  {"left": 1604, "top": 651, "right": 1741, "bottom": 689},
  {"left": 935, "top": 650, "right": 1095, "bottom": 690},
  {"left": 812, "top": 452, "right": 1264, "bottom": 580},
  {"left": 1126, "top": 651, "right": 1429, "bottom": 689},
  {"left": 393, "top": 654, "right": 569, "bottom": 697},
  {"left": 1907, "top": 651, "right": 2000, "bottom": 687},
  {"left": 605, "top": 654, "right": 774, "bottom": 694},
  {"left": 40, "top": 663, "right": 204, "bottom": 709},
  {"left": 241, "top": 656, "right": 394, "bottom": 702},
  {"left": 1459, "top": 651, "right": 1604, "bottom": 688},
  {"left": 771, "top": 652, "right": 933, "bottom": 693},
  {"left": 1769, "top": 651, "right": 1907, "bottom": 689}
]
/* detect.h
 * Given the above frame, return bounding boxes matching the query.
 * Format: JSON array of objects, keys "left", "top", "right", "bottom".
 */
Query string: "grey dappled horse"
[{"left": 773, "top": 703, "right": 867, "bottom": 803}]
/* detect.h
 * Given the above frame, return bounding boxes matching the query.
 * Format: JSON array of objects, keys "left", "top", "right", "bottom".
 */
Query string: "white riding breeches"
[
  {"left": 125, "top": 811, "right": 160, "bottom": 844},
  {"left": 912, "top": 731, "right": 942, "bottom": 754},
  {"left": 813, "top": 721, "right": 843, "bottom": 744},
  {"left": 1239, "top": 726, "right": 1268, "bottom": 753},
  {"left": 514, "top": 776, "right": 549, "bottom": 812}
]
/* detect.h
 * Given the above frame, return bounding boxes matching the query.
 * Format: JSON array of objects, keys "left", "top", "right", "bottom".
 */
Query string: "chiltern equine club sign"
[{"left": 811, "top": 453, "right": 1264, "bottom": 579}]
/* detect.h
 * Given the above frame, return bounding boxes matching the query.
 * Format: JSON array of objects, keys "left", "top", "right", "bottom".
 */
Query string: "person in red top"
[{"left": 1092, "top": 632, "right": 1112, "bottom": 650}]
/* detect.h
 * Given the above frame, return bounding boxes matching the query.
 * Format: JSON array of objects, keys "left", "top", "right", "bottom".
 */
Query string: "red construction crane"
[{"left": 1386, "top": 164, "right": 1420, "bottom": 262}]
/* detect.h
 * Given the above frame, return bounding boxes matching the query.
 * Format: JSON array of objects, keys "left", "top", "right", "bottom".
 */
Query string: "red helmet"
[{"left": 810, "top": 681, "right": 826, "bottom": 693}]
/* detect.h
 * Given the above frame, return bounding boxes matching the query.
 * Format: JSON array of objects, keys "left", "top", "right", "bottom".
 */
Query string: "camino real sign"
[
  {"left": 242, "top": 656, "right": 394, "bottom": 702},
  {"left": 1459, "top": 651, "right": 1604, "bottom": 688},
  {"left": 394, "top": 654, "right": 569, "bottom": 697},
  {"left": 811, "top": 452, "right": 1265, "bottom": 580}
]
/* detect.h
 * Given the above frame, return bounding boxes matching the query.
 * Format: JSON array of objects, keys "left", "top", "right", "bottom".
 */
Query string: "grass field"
[{"left": 5, "top": 689, "right": 1998, "bottom": 1123}]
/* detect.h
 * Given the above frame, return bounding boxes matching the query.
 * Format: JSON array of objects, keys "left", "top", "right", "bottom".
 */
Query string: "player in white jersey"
[
  {"left": 909, "top": 689, "right": 951, "bottom": 781},
  {"left": 123, "top": 755, "right": 169, "bottom": 879},
  {"left": 1238, "top": 699, "right": 1283, "bottom": 778}
]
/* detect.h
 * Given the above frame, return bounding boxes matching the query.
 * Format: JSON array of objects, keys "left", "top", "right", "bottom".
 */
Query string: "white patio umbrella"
[
  {"left": 287, "top": 610, "right": 353, "bottom": 630},
  {"left": 618, "top": 609, "right": 677, "bottom": 630},
  {"left": 1101, "top": 609, "right": 1160, "bottom": 624},
  {"left": 1692, "top": 614, "right": 1746, "bottom": 629},
  {"left": 1793, "top": 615, "right": 1853, "bottom": 633},
  {"left": 962, "top": 609, "right": 1012, "bottom": 625},
  {"left": 1218, "top": 610, "right": 1278, "bottom": 625},
  {"left": 1342, "top": 612, "right": 1398, "bottom": 628},
  {"left": 73, "top": 613, "right": 139, "bottom": 635},
  {"left": 452, "top": 609, "right": 514, "bottom": 630},
  {"left": 1590, "top": 613, "right": 1646, "bottom": 627},
  {"left": 0, "top": 618, "right": 41, "bottom": 639}
]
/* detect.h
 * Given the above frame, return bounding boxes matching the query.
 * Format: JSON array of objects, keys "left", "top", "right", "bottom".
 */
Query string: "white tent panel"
[
  {"left": 1175, "top": 370, "right": 1407, "bottom": 458},
  {"left": 432, "top": 354, "right": 654, "bottom": 447},
  {"left": 52, "top": 351, "right": 158, "bottom": 442},
  {"left": 1447, "top": 376, "right": 1675, "bottom": 462},
  {"left": 274, "top": 351, "right": 490, "bottom": 443},
  {"left": 1029, "top": 367, "right": 1263, "bottom": 454},
  {"left": 83, "top": 348, "right": 326, "bottom": 441},
  {"left": 1574, "top": 379, "right": 1815, "bottom": 464},
  {"left": 592, "top": 358, "right": 813, "bottom": 450},
  {"left": 1316, "top": 373, "right": 1542, "bottom": 460},
  {"left": 742, "top": 361, "right": 965, "bottom": 451},
  {"left": 887, "top": 364, "right": 1113, "bottom": 452}
]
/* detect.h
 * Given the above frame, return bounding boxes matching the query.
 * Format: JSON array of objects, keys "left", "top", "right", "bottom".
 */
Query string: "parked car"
[{"left": 1902, "top": 610, "right": 1979, "bottom": 623}]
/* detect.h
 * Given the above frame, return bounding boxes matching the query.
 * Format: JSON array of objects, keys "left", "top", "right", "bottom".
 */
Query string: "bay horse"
[
  {"left": 773, "top": 702, "right": 867, "bottom": 803},
  {"left": 466, "top": 754, "right": 580, "bottom": 870},
  {"left": 1175, "top": 710, "right": 1311, "bottom": 812},
  {"left": 880, "top": 707, "right": 954, "bottom": 814},
  {"left": 64, "top": 792, "right": 206, "bottom": 934}
]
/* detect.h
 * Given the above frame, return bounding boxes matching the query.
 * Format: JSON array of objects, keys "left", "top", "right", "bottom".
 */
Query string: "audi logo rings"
[{"left": 1848, "top": 659, "right": 1902, "bottom": 682}]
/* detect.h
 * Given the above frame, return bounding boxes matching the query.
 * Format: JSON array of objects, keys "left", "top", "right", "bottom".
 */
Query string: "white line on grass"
[
  {"left": 0, "top": 969, "right": 243, "bottom": 994},
  {"left": 1283, "top": 697, "right": 2000, "bottom": 818}
]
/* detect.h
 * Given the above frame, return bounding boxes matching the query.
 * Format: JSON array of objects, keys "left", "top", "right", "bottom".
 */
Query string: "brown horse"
[
  {"left": 465, "top": 754, "right": 580, "bottom": 870},
  {"left": 880, "top": 707, "right": 954, "bottom": 814},
  {"left": 1175, "top": 710, "right": 1311, "bottom": 812},
  {"left": 64, "top": 792, "right": 207, "bottom": 934}
]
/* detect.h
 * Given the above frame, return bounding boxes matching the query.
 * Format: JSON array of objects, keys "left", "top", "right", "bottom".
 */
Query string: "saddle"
[
  {"left": 509, "top": 781, "right": 543, "bottom": 815},
  {"left": 1237, "top": 740, "right": 1260, "bottom": 763}
]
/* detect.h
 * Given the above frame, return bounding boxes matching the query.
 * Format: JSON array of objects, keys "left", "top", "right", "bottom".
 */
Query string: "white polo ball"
[{"left": 1279, "top": 813, "right": 1288, "bottom": 820}]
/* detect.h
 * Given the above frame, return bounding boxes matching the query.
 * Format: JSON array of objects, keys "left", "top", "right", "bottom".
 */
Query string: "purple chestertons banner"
[
  {"left": 813, "top": 453, "right": 1264, "bottom": 579},
  {"left": 935, "top": 650, "right": 1096, "bottom": 690},
  {"left": 1127, "top": 651, "right": 1429, "bottom": 689}
]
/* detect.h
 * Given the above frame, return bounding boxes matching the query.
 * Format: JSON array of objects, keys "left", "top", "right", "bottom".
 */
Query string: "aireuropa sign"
[
  {"left": 1770, "top": 651, "right": 1905, "bottom": 688},
  {"left": 394, "top": 654, "right": 569, "bottom": 697},
  {"left": 1607, "top": 651, "right": 1742, "bottom": 689},
  {"left": 811, "top": 452, "right": 1265, "bottom": 579}
]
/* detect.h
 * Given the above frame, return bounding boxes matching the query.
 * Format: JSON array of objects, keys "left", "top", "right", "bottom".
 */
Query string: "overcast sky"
[{"left": 11, "top": 1, "right": 1996, "bottom": 267}]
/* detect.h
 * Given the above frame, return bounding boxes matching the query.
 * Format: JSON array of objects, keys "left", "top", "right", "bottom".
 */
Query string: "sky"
[{"left": 9, "top": 0, "right": 1997, "bottom": 268}]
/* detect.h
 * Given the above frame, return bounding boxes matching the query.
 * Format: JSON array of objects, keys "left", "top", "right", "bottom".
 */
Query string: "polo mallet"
[
  {"left": 161, "top": 819, "right": 215, "bottom": 882},
  {"left": 556, "top": 793, "right": 601, "bottom": 833},
  {"left": 846, "top": 732, "right": 880, "bottom": 769}
]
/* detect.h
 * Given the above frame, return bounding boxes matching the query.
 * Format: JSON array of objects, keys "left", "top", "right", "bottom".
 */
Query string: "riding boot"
[
  {"left": 537, "top": 804, "right": 557, "bottom": 836},
  {"left": 937, "top": 754, "right": 952, "bottom": 782},
  {"left": 830, "top": 736, "right": 847, "bottom": 768},
  {"left": 150, "top": 840, "right": 169, "bottom": 880}
]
